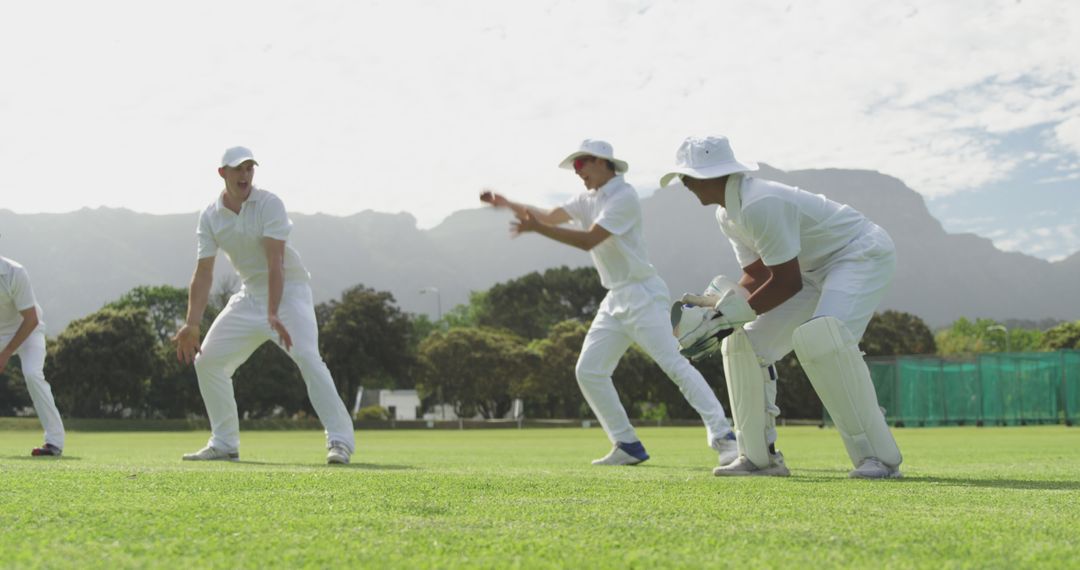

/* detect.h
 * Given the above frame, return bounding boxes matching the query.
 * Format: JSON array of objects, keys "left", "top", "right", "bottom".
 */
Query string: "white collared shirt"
[
  {"left": 561, "top": 175, "right": 658, "bottom": 290},
  {"left": 0, "top": 256, "right": 44, "bottom": 336},
  {"left": 718, "top": 174, "right": 875, "bottom": 272},
  {"left": 196, "top": 187, "right": 310, "bottom": 294}
]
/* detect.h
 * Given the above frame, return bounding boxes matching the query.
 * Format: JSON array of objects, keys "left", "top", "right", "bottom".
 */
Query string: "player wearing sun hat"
[
  {"left": 662, "top": 135, "right": 902, "bottom": 478},
  {"left": 480, "top": 139, "right": 740, "bottom": 467}
]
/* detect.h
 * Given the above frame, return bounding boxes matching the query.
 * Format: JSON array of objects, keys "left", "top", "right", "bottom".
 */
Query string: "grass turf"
[{"left": 1, "top": 426, "right": 1078, "bottom": 569}]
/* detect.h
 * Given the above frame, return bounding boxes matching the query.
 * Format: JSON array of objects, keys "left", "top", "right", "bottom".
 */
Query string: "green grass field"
[{"left": 1, "top": 426, "right": 1078, "bottom": 569}]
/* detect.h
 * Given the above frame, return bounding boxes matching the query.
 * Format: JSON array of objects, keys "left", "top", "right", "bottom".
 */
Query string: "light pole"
[
  {"left": 987, "top": 325, "right": 1009, "bottom": 353},
  {"left": 419, "top": 286, "right": 445, "bottom": 420},
  {"left": 419, "top": 286, "right": 442, "bottom": 321}
]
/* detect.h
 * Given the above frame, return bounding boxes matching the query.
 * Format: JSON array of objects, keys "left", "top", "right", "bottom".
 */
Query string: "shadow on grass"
[
  {"left": 234, "top": 460, "right": 415, "bottom": 470},
  {"left": 1, "top": 455, "right": 82, "bottom": 461},
  {"left": 790, "top": 469, "right": 1080, "bottom": 490}
]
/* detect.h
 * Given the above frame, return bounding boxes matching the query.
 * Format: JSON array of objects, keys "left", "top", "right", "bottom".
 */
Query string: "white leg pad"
[
  {"left": 721, "top": 328, "right": 770, "bottom": 468},
  {"left": 792, "top": 317, "right": 902, "bottom": 468}
]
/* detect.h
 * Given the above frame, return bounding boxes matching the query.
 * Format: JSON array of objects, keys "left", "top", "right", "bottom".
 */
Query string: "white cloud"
[
  {"left": 990, "top": 223, "right": 1080, "bottom": 261},
  {"left": 1056, "top": 116, "right": 1080, "bottom": 154},
  {"left": 0, "top": 0, "right": 1077, "bottom": 234}
]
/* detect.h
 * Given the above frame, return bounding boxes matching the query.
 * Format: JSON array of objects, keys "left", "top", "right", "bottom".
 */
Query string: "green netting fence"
[{"left": 853, "top": 350, "right": 1080, "bottom": 427}]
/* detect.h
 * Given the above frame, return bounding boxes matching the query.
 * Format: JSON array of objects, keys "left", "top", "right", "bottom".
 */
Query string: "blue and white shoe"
[{"left": 592, "top": 441, "right": 650, "bottom": 466}]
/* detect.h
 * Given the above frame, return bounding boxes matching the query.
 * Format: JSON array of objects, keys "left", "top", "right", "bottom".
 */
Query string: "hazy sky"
[{"left": 2, "top": 0, "right": 1078, "bottom": 260}]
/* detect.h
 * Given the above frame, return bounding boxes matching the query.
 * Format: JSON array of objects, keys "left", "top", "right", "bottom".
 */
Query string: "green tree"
[
  {"left": 477, "top": 266, "right": 605, "bottom": 339},
  {"left": 145, "top": 342, "right": 203, "bottom": 419},
  {"left": 0, "top": 361, "right": 30, "bottom": 416},
  {"left": 441, "top": 291, "right": 488, "bottom": 330},
  {"left": 231, "top": 342, "right": 310, "bottom": 419},
  {"left": 107, "top": 285, "right": 190, "bottom": 345},
  {"left": 518, "top": 320, "right": 589, "bottom": 418},
  {"left": 517, "top": 319, "right": 722, "bottom": 421},
  {"left": 1043, "top": 321, "right": 1080, "bottom": 350},
  {"left": 46, "top": 306, "right": 157, "bottom": 418},
  {"left": 416, "top": 327, "right": 530, "bottom": 419},
  {"left": 861, "top": 310, "right": 937, "bottom": 357},
  {"left": 318, "top": 285, "right": 414, "bottom": 408},
  {"left": 937, "top": 317, "right": 1044, "bottom": 355},
  {"left": 108, "top": 284, "right": 223, "bottom": 418}
]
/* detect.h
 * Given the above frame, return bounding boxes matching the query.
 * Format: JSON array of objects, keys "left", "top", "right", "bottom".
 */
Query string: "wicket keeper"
[{"left": 664, "top": 135, "right": 903, "bottom": 478}]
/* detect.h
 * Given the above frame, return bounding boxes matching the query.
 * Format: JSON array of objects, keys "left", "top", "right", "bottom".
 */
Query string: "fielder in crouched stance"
[
  {"left": 481, "top": 139, "right": 739, "bottom": 467},
  {"left": 664, "top": 136, "right": 903, "bottom": 478},
  {"left": 172, "top": 146, "right": 355, "bottom": 465},
  {"left": 0, "top": 256, "right": 65, "bottom": 457}
]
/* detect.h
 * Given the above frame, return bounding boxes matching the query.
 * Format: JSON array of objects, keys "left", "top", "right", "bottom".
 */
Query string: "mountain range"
[{"left": 3, "top": 165, "right": 1077, "bottom": 335}]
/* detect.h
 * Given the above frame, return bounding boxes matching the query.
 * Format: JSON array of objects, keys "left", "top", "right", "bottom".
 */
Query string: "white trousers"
[
  {"left": 743, "top": 225, "right": 897, "bottom": 442},
  {"left": 575, "top": 276, "right": 731, "bottom": 445},
  {"left": 5, "top": 330, "right": 65, "bottom": 448},
  {"left": 193, "top": 282, "right": 355, "bottom": 454}
]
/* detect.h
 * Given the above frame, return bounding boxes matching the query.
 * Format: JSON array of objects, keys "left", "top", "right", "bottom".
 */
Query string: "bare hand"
[
  {"left": 268, "top": 315, "right": 293, "bottom": 351},
  {"left": 172, "top": 324, "right": 202, "bottom": 364},
  {"left": 480, "top": 188, "right": 510, "bottom": 209},
  {"left": 0, "top": 351, "right": 11, "bottom": 372},
  {"left": 511, "top": 210, "right": 541, "bottom": 237}
]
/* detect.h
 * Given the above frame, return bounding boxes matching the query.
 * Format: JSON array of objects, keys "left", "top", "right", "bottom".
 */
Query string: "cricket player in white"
[
  {"left": 481, "top": 139, "right": 738, "bottom": 466},
  {"left": 172, "top": 146, "right": 355, "bottom": 464},
  {"left": 662, "top": 136, "right": 903, "bottom": 478},
  {"left": 0, "top": 255, "right": 65, "bottom": 456}
]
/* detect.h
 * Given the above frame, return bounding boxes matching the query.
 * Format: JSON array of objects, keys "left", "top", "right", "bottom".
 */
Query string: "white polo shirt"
[
  {"left": 561, "top": 175, "right": 658, "bottom": 290},
  {"left": 197, "top": 187, "right": 311, "bottom": 294},
  {"left": 0, "top": 257, "right": 45, "bottom": 336},
  {"left": 718, "top": 174, "right": 875, "bottom": 272}
]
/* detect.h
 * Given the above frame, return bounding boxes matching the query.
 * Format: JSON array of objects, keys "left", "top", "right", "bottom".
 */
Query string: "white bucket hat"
[
  {"left": 558, "top": 139, "right": 629, "bottom": 174},
  {"left": 659, "top": 136, "right": 757, "bottom": 187},
  {"left": 220, "top": 146, "right": 259, "bottom": 168}
]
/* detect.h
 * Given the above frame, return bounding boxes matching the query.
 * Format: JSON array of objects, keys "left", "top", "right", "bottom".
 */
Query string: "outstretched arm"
[
  {"left": 480, "top": 190, "right": 571, "bottom": 226},
  {"left": 512, "top": 211, "right": 611, "bottom": 251}
]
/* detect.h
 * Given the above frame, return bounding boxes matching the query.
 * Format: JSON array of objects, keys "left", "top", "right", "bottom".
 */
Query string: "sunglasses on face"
[{"left": 573, "top": 156, "right": 596, "bottom": 171}]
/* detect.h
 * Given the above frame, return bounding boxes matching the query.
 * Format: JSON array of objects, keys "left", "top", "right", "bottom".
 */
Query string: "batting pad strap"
[
  {"left": 792, "top": 317, "right": 902, "bottom": 468},
  {"left": 721, "top": 328, "right": 770, "bottom": 468}
]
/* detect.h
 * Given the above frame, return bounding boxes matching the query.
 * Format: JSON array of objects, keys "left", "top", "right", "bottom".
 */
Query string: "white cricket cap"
[{"left": 220, "top": 146, "right": 259, "bottom": 168}]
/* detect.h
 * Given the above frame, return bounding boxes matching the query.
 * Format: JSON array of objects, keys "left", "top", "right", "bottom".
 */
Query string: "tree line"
[{"left": 2, "top": 266, "right": 1078, "bottom": 421}]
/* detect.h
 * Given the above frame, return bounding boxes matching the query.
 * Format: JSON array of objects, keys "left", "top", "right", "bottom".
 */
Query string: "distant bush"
[{"left": 355, "top": 405, "right": 390, "bottom": 421}]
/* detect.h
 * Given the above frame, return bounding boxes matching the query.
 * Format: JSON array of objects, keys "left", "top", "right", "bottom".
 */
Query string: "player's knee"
[
  {"left": 655, "top": 353, "right": 693, "bottom": 380},
  {"left": 290, "top": 349, "right": 328, "bottom": 373},
  {"left": 19, "top": 366, "right": 46, "bottom": 383},
  {"left": 574, "top": 358, "right": 602, "bottom": 384},
  {"left": 792, "top": 316, "right": 856, "bottom": 362},
  {"left": 193, "top": 350, "right": 226, "bottom": 375}
]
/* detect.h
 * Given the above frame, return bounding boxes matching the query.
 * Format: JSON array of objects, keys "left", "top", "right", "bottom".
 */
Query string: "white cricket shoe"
[
  {"left": 710, "top": 433, "right": 740, "bottom": 467},
  {"left": 849, "top": 457, "right": 902, "bottom": 479},
  {"left": 712, "top": 451, "right": 790, "bottom": 477},
  {"left": 592, "top": 441, "right": 649, "bottom": 466},
  {"left": 182, "top": 445, "right": 239, "bottom": 462},
  {"left": 327, "top": 441, "right": 351, "bottom": 465}
]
